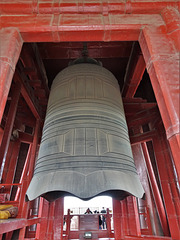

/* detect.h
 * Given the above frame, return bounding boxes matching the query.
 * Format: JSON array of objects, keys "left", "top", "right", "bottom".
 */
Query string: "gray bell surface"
[{"left": 26, "top": 63, "right": 144, "bottom": 202}]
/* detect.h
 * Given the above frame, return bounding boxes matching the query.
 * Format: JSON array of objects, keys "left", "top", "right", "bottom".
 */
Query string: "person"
[
  {"left": 0, "top": 205, "right": 18, "bottom": 219},
  {"left": 100, "top": 207, "right": 106, "bottom": 229},
  {"left": 94, "top": 210, "right": 102, "bottom": 229},
  {"left": 97, "top": 211, "right": 102, "bottom": 229},
  {"left": 84, "top": 208, "right": 92, "bottom": 214}
]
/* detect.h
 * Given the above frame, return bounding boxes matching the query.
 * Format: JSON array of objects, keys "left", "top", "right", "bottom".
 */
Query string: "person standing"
[{"left": 100, "top": 207, "right": 106, "bottom": 229}]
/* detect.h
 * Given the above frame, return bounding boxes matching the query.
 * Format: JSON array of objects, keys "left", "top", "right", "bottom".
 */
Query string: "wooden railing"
[
  {"left": 0, "top": 183, "right": 22, "bottom": 205},
  {"left": 63, "top": 208, "right": 114, "bottom": 239}
]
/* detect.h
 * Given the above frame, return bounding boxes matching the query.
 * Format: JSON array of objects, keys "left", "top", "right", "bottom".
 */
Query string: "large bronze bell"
[{"left": 26, "top": 62, "right": 144, "bottom": 202}]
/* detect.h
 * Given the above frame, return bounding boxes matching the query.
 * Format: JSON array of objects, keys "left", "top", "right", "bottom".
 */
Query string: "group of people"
[{"left": 84, "top": 207, "right": 107, "bottom": 229}]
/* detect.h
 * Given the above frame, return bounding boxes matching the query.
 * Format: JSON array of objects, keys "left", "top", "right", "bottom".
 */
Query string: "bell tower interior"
[{"left": 0, "top": 1, "right": 179, "bottom": 240}]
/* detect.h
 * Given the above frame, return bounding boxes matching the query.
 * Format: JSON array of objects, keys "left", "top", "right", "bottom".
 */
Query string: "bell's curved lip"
[{"left": 26, "top": 170, "right": 144, "bottom": 202}]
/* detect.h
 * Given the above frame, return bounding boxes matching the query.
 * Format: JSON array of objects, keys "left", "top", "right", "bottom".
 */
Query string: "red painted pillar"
[
  {"left": 2, "top": 140, "right": 21, "bottom": 183},
  {"left": 126, "top": 196, "right": 141, "bottom": 236},
  {"left": 2, "top": 140, "right": 21, "bottom": 198},
  {"left": 152, "top": 130, "right": 180, "bottom": 240},
  {"left": 139, "top": 26, "right": 180, "bottom": 178},
  {"left": 36, "top": 198, "right": 50, "bottom": 240},
  {"left": 113, "top": 198, "right": 122, "bottom": 240},
  {"left": 106, "top": 208, "right": 112, "bottom": 237},
  {"left": 46, "top": 201, "right": 55, "bottom": 240},
  {"left": 121, "top": 199, "right": 129, "bottom": 237},
  {"left": 18, "top": 119, "right": 40, "bottom": 239},
  {"left": 18, "top": 119, "right": 40, "bottom": 218},
  {"left": 141, "top": 142, "right": 170, "bottom": 236},
  {"left": 132, "top": 144, "right": 159, "bottom": 235},
  {"left": 54, "top": 198, "right": 64, "bottom": 240},
  {"left": 14, "top": 144, "right": 32, "bottom": 202},
  {"left": 0, "top": 28, "right": 23, "bottom": 123},
  {"left": 161, "top": 7, "right": 180, "bottom": 51},
  {"left": 0, "top": 81, "right": 21, "bottom": 180}
]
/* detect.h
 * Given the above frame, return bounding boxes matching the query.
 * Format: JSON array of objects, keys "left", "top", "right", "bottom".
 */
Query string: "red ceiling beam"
[
  {"left": 0, "top": 1, "right": 178, "bottom": 15},
  {"left": 20, "top": 44, "right": 49, "bottom": 98},
  {"left": 38, "top": 42, "right": 132, "bottom": 59},
  {"left": 122, "top": 42, "right": 146, "bottom": 98},
  {"left": 123, "top": 102, "right": 157, "bottom": 115},
  {"left": 0, "top": 14, "right": 164, "bottom": 42}
]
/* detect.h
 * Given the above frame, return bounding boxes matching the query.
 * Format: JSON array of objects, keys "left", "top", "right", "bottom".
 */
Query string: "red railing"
[
  {"left": 0, "top": 183, "right": 22, "bottom": 205},
  {"left": 63, "top": 208, "right": 114, "bottom": 239}
]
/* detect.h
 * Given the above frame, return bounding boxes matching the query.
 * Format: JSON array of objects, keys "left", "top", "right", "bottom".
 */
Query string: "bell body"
[{"left": 26, "top": 63, "right": 144, "bottom": 201}]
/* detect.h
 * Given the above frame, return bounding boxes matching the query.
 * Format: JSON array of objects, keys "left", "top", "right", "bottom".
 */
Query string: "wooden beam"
[
  {"left": 38, "top": 42, "right": 132, "bottom": 59},
  {"left": 14, "top": 70, "right": 42, "bottom": 120},
  {"left": 19, "top": 132, "right": 33, "bottom": 144},
  {"left": 122, "top": 42, "right": 146, "bottom": 98},
  {"left": 0, "top": 1, "right": 178, "bottom": 15},
  {"left": 124, "top": 102, "right": 157, "bottom": 115},
  {"left": 0, "top": 218, "right": 40, "bottom": 234},
  {"left": 130, "top": 130, "right": 157, "bottom": 145},
  {"left": 31, "top": 43, "right": 49, "bottom": 98},
  {"left": 126, "top": 107, "right": 159, "bottom": 128}
]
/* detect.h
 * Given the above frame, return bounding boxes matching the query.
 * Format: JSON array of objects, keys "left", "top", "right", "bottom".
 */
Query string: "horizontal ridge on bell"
[{"left": 26, "top": 63, "right": 144, "bottom": 202}]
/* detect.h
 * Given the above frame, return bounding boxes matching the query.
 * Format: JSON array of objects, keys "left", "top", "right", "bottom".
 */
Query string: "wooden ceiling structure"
[{"left": 0, "top": 1, "right": 179, "bottom": 239}]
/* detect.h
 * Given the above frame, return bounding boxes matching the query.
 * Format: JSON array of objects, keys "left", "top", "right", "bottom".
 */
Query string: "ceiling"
[{"left": 37, "top": 41, "right": 133, "bottom": 90}]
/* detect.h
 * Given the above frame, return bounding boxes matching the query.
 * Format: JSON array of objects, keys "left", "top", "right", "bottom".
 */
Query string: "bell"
[{"left": 26, "top": 62, "right": 144, "bottom": 202}]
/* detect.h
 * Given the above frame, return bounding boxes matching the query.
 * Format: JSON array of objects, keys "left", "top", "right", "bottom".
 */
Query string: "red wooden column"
[
  {"left": 0, "top": 28, "right": 23, "bottom": 123},
  {"left": 126, "top": 196, "right": 141, "bottom": 236},
  {"left": 141, "top": 142, "right": 170, "bottom": 236},
  {"left": 106, "top": 208, "right": 112, "bottom": 237},
  {"left": 18, "top": 119, "right": 40, "bottom": 217},
  {"left": 0, "top": 81, "right": 21, "bottom": 180},
  {"left": 152, "top": 128, "right": 180, "bottom": 240},
  {"left": 46, "top": 201, "right": 55, "bottom": 240},
  {"left": 121, "top": 199, "right": 129, "bottom": 237},
  {"left": 112, "top": 198, "right": 122, "bottom": 240},
  {"left": 139, "top": 26, "right": 180, "bottom": 178},
  {"left": 36, "top": 198, "right": 50, "bottom": 240},
  {"left": 53, "top": 198, "right": 64, "bottom": 240},
  {"left": 37, "top": 198, "right": 64, "bottom": 240},
  {"left": 2, "top": 140, "right": 21, "bottom": 197},
  {"left": 18, "top": 119, "right": 40, "bottom": 239}
]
